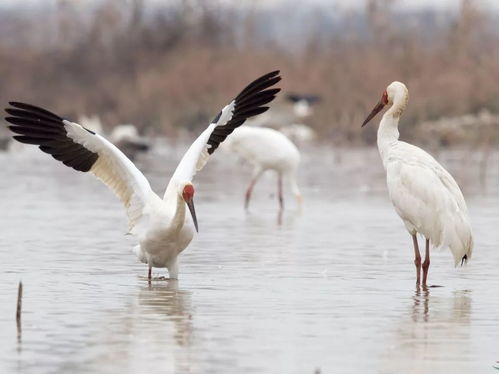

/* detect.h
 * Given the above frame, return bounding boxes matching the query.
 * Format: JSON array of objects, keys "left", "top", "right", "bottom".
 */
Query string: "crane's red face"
[
  {"left": 182, "top": 184, "right": 198, "bottom": 232},
  {"left": 362, "top": 90, "right": 389, "bottom": 127},
  {"left": 182, "top": 185, "right": 194, "bottom": 202}
]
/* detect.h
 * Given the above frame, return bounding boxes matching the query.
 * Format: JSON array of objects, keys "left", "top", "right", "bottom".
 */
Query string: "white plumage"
[
  {"left": 79, "top": 116, "right": 151, "bottom": 160},
  {"left": 5, "top": 71, "right": 282, "bottom": 280},
  {"left": 224, "top": 125, "right": 302, "bottom": 210},
  {"left": 64, "top": 120, "right": 152, "bottom": 230},
  {"left": 362, "top": 81, "right": 473, "bottom": 286},
  {"left": 279, "top": 123, "right": 316, "bottom": 146}
]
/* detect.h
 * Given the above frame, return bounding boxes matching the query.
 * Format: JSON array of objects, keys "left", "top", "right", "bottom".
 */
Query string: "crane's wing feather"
[
  {"left": 386, "top": 142, "right": 473, "bottom": 264},
  {"left": 164, "top": 70, "right": 281, "bottom": 198},
  {"left": 5, "top": 102, "right": 153, "bottom": 230}
]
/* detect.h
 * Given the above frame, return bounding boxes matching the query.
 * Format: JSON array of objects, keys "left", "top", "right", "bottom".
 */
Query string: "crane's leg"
[
  {"left": 277, "top": 172, "right": 284, "bottom": 210},
  {"left": 148, "top": 265, "right": 152, "bottom": 282},
  {"left": 412, "top": 234, "right": 422, "bottom": 285},
  {"left": 245, "top": 168, "right": 263, "bottom": 210},
  {"left": 167, "top": 258, "right": 179, "bottom": 280},
  {"left": 422, "top": 239, "right": 430, "bottom": 286}
]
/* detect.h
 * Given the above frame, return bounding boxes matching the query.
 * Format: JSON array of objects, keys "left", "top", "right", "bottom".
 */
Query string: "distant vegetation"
[{"left": 0, "top": 0, "right": 498, "bottom": 145}]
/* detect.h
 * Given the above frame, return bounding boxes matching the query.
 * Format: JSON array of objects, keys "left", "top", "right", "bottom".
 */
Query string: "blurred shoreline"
[{"left": 1, "top": 0, "right": 498, "bottom": 148}]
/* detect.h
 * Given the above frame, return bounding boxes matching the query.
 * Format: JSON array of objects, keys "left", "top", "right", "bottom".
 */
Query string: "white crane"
[
  {"left": 4, "top": 71, "right": 282, "bottom": 280},
  {"left": 109, "top": 124, "right": 151, "bottom": 161},
  {"left": 286, "top": 93, "right": 321, "bottom": 118},
  {"left": 362, "top": 81, "right": 473, "bottom": 286},
  {"left": 224, "top": 126, "right": 301, "bottom": 211},
  {"left": 279, "top": 123, "right": 316, "bottom": 146}
]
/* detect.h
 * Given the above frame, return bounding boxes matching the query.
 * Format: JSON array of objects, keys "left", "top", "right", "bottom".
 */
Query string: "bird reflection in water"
[
  {"left": 89, "top": 281, "right": 194, "bottom": 374},
  {"left": 411, "top": 286, "right": 472, "bottom": 325},
  {"left": 138, "top": 281, "right": 193, "bottom": 348},
  {"left": 244, "top": 203, "right": 300, "bottom": 228},
  {"left": 383, "top": 288, "right": 472, "bottom": 372},
  {"left": 411, "top": 286, "right": 430, "bottom": 323}
]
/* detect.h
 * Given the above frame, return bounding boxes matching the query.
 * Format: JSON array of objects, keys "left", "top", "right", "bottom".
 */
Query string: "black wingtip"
[
  {"left": 206, "top": 70, "right": 282, "bottom": 155},
  {"left": 258, "top": 70, "right": 280, "bottom": 79},
  {"left": 6, "top": 102, "right": 63, "bottom": 121},
  {"left": 235, "top": 71, "right": 282, "bottom": 103},
  {"left": 5, "top": 102, "right": 99, "bottom": 172}
]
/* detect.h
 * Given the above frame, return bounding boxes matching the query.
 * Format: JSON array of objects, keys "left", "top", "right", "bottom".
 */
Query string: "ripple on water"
[{"left": 1, "top": 147, "right": 499, "bottom": 374}]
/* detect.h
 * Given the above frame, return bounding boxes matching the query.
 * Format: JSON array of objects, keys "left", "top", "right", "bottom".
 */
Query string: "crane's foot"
[
  {"left": 158, "top": 276, "right": 177, "bottom": 281},
  {"left": 142, "top": 275, "right": 175, "bottom": 282}
]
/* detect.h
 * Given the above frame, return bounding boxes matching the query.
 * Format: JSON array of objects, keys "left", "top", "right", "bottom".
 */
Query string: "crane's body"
[
  {"left": 381, "top": 141, "right": 473, "bottom": 265},
  {"left": 363, "top": 81, "right": 473, "bottom": 286},
  {"left": 131, "top": 192, "right": 193, "bottom": 277},
  {"left": 228, "top": 126, "right": 299, "bottom": 172},
  {"left": 5, "top": 71, "right": 282, "bottom": 280},
  {"left": 225, "top": 126, "right": 301, "bottom": 210}
]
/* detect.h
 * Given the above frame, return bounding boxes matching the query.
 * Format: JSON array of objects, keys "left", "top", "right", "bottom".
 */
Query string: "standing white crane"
[
  {"left": 4, "top": 71, "right": 282, "bottom": 280},
  {"left": 224, "top": 126, "right": 301, "bottom": 211},
  {"left": 362, "top": 81, "right": 473, "bottom": 286}
]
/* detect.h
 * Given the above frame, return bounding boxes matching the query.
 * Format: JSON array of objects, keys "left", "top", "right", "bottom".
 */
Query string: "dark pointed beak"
[
  {"left": 186, "top": 198, "right": 198, "bottom": 232},
  {"left": 362, "top": 100, "right": 386, "bottom": 127}
]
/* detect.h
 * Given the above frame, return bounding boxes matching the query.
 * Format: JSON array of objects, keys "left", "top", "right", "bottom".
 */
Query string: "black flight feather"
[
  {"left": 207, "top": 70, "right": 281, "bottom": 155},
  {"left": 4, "top": 102, "right": 99, "bottom": 172}
]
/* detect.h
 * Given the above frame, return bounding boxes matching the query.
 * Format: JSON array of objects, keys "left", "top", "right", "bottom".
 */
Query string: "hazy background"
[
  {"left": 1, "top": 0, "right": 499, "bottom": 146},
  {"left": 2, "top": 3, "right": 499, "bottom": 373}
]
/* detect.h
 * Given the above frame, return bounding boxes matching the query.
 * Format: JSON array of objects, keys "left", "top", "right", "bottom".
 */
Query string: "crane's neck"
[
  {"left": 377, "top": 102, "right": 404, "bottom": 163},
  {"left": 169, "top": 193, "right": 187, "bottom": 232}
]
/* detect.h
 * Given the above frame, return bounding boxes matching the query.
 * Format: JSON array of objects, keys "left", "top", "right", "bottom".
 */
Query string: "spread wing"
[
  {"left": 4, "top": 102, "right": 154, "bottom": 230},
  {"left": 164, "top": 70, "right": 281, "bottom": 198}
]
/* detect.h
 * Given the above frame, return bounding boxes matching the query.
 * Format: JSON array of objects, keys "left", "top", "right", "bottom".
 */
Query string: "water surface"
[{"left": 0, "top": 145, "right": 498, "bottom": 373}]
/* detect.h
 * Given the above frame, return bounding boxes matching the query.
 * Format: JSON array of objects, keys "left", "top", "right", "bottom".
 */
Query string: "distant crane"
[
  {"left": 109, "top": 124, "right": 150, "bottom": 161},
  {"left": 286, "top": 93, "right": 321, "bottom": 118},
  {"left": 79, "top": 115, "right": 150, "bottom": 161},
  {"left": 279, "top": 123, "right": 316, "bottom": 146},
  {"left": 362, "top": 81, "right": 473, "bottom": 286},
  {"left": 224, "top": 126, "right": 301, "bottom": 211},
  {"left": 4, "top": 71, "right": 281, "bottom": 280}
]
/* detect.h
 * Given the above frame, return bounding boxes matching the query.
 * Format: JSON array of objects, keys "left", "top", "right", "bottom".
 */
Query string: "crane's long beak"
[
  {"left": 186, "top": 199, "right": 199, "bottom": 232},
  {"left": 362, "top": 100, "right": 385, "bottom": 127}
]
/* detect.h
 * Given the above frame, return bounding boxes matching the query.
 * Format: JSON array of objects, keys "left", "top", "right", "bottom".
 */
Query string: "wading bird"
[
  {"left": 109, "top": 123, "right": 150, "bottom": 161},
  {"left": 4, "top": 71, "right": 281, "bottom": 280},
  {"left": 285, "top": 93, "right": 321, "bottom": 118},
  {"left": 224, "top": 126, "right": 301, "bottom": 211},
  {"left": 362, "top": 81, "right": 473, "bottom": 286}
]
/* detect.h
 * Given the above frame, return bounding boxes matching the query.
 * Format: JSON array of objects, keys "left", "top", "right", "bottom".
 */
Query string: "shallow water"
[{"left": 0, "top": 144, "right": 498, "bottom": 374}]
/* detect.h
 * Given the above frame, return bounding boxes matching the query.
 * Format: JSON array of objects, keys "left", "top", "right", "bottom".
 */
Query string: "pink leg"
[
  {"left": 245, "top": 180, "right": 257, "bottom": 210},
  {"left": 422, "top": 239, "right": 430, "bottom": 286},
  {"left": 412, "top": 234, "right": 421, "bottom": 285},
  {"left": 245, "top": 170, "right": 263, "bottom": 210},
  {"left": 277, "top": 173, "right": 284, "bottom": 210}
]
